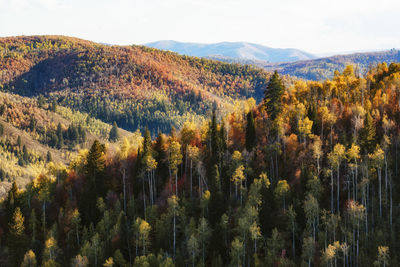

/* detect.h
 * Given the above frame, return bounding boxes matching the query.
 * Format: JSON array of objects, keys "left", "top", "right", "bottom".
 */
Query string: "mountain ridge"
[{"left": 145, "top": 40, "right": 316, "bottom": 63}]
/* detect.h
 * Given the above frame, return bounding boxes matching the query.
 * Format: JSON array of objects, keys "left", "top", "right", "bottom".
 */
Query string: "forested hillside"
[
  {"left": 0, "top": 90, "right": 136, "bottom": 198},
  {"left": 1, "top": 61, "right": 400, "bottom": 266},
  {"left": 264, "top": 49, "right": 400, "bottom": 81},
  {"left": 0, "top": 36, "right": 272, "bottom": 133}
]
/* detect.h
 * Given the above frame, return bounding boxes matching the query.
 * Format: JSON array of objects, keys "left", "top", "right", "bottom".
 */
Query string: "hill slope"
[
  {"left": 263, "top": 49, "right": 400, "bottom": 80},
  {"left": 0, "top": 35, "right": 272, "bottom": 133},
  {"left": 145, "top": 40, "right": 316, "bottom": 63},
  {"left": 0, "top": 90, "right": 134, "bottom": 197}
]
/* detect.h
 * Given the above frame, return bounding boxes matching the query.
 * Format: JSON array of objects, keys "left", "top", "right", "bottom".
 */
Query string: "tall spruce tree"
[
  {"left": 56, "top": 123, "right": 63, "bottom": 149},
  {"left": 8, "top": 207, "right": 27, "bottom": 267},
  {"left": 359, "top": 112, "right": 376, "bottom": 154},
  {"left": 109, "top": 121, "right": 119, "bottom": 142},
  {"left": 245, "top": 111, "right": 256, "bottom": 152},
  {"left": 82, "top": 140, "right": 106, "bottom": 223},
  {"left": 264, "top": 71, "right": 285, "bottom": 121},
  {"left": 210, "top": 108, "right": 220, "bottom": 166}
]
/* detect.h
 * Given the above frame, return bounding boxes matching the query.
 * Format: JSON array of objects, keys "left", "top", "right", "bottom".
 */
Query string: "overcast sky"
[{"left": 1, "top": 0, "right": 399, "bottom": 54}]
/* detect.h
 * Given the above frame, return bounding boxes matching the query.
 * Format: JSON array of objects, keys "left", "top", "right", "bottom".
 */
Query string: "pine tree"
[
  {"left": 8, "top": 207, "right": 27, "bottom": 267},
  {"left": 245, "top": 111, "right": 256, "bottom": 152},
  {"left": 264, "top": 71, "right": 285, "bottom": 121},
  {"left": 210, "top": 108, "right": 221, "bottom": 166},
  {"left": 56, "top": 123, "right": 63, "bottom": 149},
  {"left": 46, "top": 151, "right": 52, "bottom": 163},
  {"left": 359, "top": 112, "right": 376, "bottom": 154},
  {"left": 22, "top": 145, "right": 29, "bottom": 162},
  {"left": 109, "top": 121, "right": 119, "bottom": 142},
  {"left": 29, "top": 117, "right": 36, "bottom": 132},
  {"left": 168, "top": 140, "right": 182, "bottom": 196},
  {"left": 142, "top": 127, "right": 152, "bottom": 157},
  {"left": 187, "top": 234, "right": 199, "bottom": 267},
  {"left": 5, "top": 182, "right": 19, "bottom": 223},
  {"left": 82, "top": 140, "right": 106, "bottom": 223},
  {"left": 198, "top": 217, "right": 211, "bottom": 266},
  {"left": 17, "top": 135, "right": 22, "bottom": 149},
  {"left": 50, "top": 99, "right": 57, "bottom": 112}
]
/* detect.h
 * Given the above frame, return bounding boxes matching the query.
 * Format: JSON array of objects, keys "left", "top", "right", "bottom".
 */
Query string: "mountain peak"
[{"left": 144, "top": 41, "right": 316, "bottom": 63}]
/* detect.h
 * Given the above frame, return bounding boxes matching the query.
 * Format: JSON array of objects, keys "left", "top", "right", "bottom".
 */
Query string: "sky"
[{"left": 1, "top": 0, "right": 400, "bottom": 54}]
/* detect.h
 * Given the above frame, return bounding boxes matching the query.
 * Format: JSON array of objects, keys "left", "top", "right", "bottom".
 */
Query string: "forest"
[
  {"left": 0, "top": 36, "right": 272, "bottom": 134},
  {"left": 1, "top": 55, "right": 400, "bottom": 267}
]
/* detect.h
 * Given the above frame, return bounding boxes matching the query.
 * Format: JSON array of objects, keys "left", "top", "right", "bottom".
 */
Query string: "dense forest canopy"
[
  {"left": 1, "top": 53, "right": 400, "bottom": 266},
  {"left": 0, "top": 36, "right": 274, "bottom": 133}
]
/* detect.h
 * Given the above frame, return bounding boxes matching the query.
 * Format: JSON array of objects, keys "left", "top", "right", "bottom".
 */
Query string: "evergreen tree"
[
  {"left": 56, "top": 123, "right": 63, "bottom": 149},
  {"left": 109, "top": 121, "right": 119, "bottom": 142},
  {"left": 46, "top": 151, "right": 52, "bottom": 162},
  {"left": 22, "top": 145, "right": 29, "bottom": 163},
  {"left": 245, "top": 111, "right": 256, "bottom": 152},
  {"left": 17, "top": 135, "right": 22, "bottom": 149},
  {"left": 5, "top": 182, "right": 19, "bottom": 223},
  {"left": 0, "top": 104, "right": 5, "bottom": 115},
  {"left": 29, "top": 117, "right": 36, "bottom": 132},
  {"left": 142, "top": 127, "right": 152, "bottom": 165},
  {"left": 50, "top": 99, "right": 57, "bottom": 112},
  {"left": 210, "top": 108, "right": 220, "bottom": 166},
  {"left": 8, "top": 207, "right": 27, "bottom": 267},
  {"left": 359, "top": 112, "right": 376, "bottom": 154},
  {"left": 264, "top": 71, "right": 285, "bottom": 121},
  {"left": 82, "top": 140, "right": 106, "bottom": 223}
]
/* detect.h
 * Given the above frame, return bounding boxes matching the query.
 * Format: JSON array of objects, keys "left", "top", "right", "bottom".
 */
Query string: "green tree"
[
  {"left": 168, "top": 140, "right": 182, "bottom": 196},
  {"left": 56, "top": 123, "right": 63, "bottom": 149},
  {"left": 187, "top": 234, "right": 199, "bottom": 267},
  {"left": 109, "top": 121, "right": 119, "bottom": 142},
  {"left": 359, "top": 112, "right": 376, "bottom": 154},
  {"left": 46, "top": 151, "right": 52, "bottom": 163},
  {"left": 71, "top": 209, "right": 81, "bottom": 247},
  {"left": 302, "top": 237, "right": 315, "bottom": 267},
  {"left": 245, "top": 111, "right": 256, "bottom": 152},
  {"left": 264, "top": 71, "right": 285, "bottom": 121},
  {"left": 17, "top": 135, "right": 22, "bottom": 149},
  {"left": 50, "top": 99, "right": 57, "bottom": 112},
  {"left": 266, "top": 228, "right": 284, "bottom": 266},
  {"left": 230, "top": 237, "right": 244, "bottom": 267},
  {"left": 29, "top": 117, "right": 36, "bottom": 132},
  {"left": 304, "top": 194, "right": 319, "bottom": 241},
  {"left": 8, "top": 207, "right": 27, "bottom": 267},
  {"left": 287, "top": 205, "right": 297, "bottom": 258},
  {"left": 83, "top": 140, "right": 106, "bottom": 222},
  {"left": 198, "top": 217, "right": 211, "bottom": 266}
]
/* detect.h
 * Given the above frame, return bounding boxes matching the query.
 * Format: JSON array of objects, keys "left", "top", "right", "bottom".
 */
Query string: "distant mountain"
[
  {"left": 263, "top": 49, "right": 400, "bottom": 80},
  {"left": 145, "top": 40, "right": 316, "bottom": 63}
]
